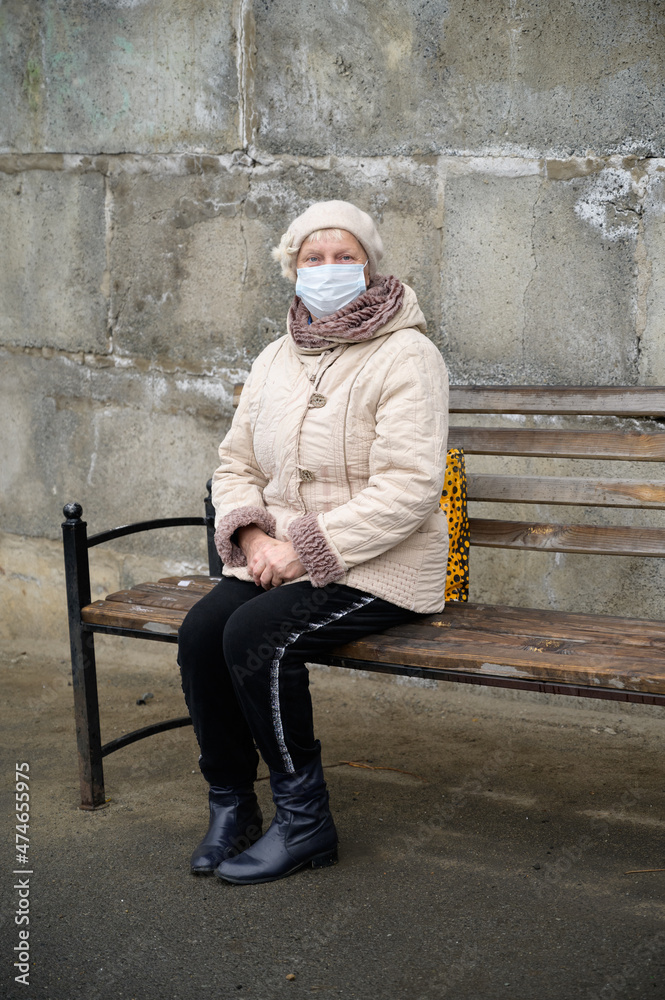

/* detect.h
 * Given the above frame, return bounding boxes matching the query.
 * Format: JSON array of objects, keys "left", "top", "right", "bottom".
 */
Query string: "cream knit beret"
[{"left": 272, "top": 200, "right": 384, "bottom": 282}]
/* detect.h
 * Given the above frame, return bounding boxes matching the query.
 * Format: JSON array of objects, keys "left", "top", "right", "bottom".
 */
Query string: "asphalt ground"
[{"left": 1, "top": 637, "right": 664, "bottom": 1000}]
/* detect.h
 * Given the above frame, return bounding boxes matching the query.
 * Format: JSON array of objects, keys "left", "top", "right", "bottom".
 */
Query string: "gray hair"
[{"left": 271, "top": 228, "right": 346, "bottom": 279}]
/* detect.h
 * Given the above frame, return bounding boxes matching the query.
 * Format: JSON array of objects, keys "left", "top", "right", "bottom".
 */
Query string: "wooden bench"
[{"left": 62, "top": 385, "right": 665, "bottom": 810}]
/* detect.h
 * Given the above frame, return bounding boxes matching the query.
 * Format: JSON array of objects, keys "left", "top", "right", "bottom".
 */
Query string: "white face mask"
[{"left": 295, "top": 262, "right": 368, "bottom": 318}]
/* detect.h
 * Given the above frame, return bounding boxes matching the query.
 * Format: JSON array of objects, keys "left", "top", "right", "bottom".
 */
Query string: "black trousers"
[{"left": 178, "top": 576, "right": 421, "bottom": 784}]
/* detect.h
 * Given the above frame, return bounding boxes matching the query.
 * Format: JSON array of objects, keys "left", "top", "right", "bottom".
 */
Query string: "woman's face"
[{"left": 296, "top": 229, "right": 370, "bottom": 287}]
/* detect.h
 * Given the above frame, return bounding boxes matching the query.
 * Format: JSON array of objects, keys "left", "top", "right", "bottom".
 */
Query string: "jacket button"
[
  {"left": 308, "top": 393, "right": 327, "bottom": 408},
  {"left": 299, "top": 469, "right": 315, "bottom": 482}
]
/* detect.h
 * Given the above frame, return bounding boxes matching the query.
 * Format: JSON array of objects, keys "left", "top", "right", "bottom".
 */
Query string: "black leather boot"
[
  {"left": 190, "top": 786, "right": 263, "bottom": 874},
  {"left": 215, "top": 756, "right": 338, "bottom": 885}
]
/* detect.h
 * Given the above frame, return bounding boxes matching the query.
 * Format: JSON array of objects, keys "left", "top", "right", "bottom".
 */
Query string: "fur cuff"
[
  {"left": 288, "top": 513, "right": 346, "bottom": 587},
  {"left": 214, "top": 506, "right": 276, "bottom": 567}
]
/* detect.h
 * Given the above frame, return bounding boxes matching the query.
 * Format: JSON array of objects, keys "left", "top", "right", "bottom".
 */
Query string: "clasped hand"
[{"left": 237, "top": 525, "right": 305, "bottom": 590}]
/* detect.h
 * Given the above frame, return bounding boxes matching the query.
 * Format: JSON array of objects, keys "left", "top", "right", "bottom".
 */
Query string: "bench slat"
[
  {"left": 398, "top": 623, "right": 665, "bottom": 659},
  {"left": 83, "top": 600, "right": 184, "bottom": 636},
  {"left": 342, "top": 621, "right": 665, "bottom": 666},
  {"left": 449, "top": 427, "right": 665, "bottom": 461},
  {"left": 449, "top": 386, "right": 665, "bottom": 416},
  {"left": 107, "top": 579, "right": 218, "bottom": 598},
  {"left": 426, "top": 602, "right": 665, "bottom": 642},
  {"left": 467, "top": 473, "right": 665, "bottom": 508},
  {"left": 105, "top": 588, "right": 204, "bottom": 612},
  {"left": 469, "top": 519, "right": 665, "bottom": 556},
  {"left": 334, "top": 632, "right": 665, "bottom": 695}
]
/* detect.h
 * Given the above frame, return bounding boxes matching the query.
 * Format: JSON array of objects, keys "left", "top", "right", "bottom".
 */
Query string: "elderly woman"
[{"left": 178, "top": 200, "right": 449, "bottom": 885}]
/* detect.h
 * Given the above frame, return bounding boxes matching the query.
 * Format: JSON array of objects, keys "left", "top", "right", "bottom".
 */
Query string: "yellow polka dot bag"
[{"left": 440, "top": 448, "right": 470, "bottom": 602}]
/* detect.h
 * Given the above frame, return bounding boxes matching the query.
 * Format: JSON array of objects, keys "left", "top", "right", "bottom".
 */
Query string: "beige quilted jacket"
[{"left": 212, "top": 285, "right": 450, "bottom": 612}]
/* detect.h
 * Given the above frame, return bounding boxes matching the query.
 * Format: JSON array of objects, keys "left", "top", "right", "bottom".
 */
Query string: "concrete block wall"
[{"left": 2, "top": 0, "right": 665, "bottom": 640}]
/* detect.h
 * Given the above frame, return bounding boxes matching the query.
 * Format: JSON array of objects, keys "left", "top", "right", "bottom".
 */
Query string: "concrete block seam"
[
  {"left": 1, "top": 152, "right": 664, "bottom": 180},
  {"left": 0, "top": 343, "right": 251, "bottom": 385}
]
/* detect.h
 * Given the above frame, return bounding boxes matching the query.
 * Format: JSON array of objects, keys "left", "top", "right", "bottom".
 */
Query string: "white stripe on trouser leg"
[{"left": 270, "top": 595, "right": 375, "bottom": 773}]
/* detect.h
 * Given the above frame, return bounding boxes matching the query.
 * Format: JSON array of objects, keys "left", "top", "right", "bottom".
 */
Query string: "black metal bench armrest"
[{"left": 88, "top": 516, "right": 206, "bottom": 547}]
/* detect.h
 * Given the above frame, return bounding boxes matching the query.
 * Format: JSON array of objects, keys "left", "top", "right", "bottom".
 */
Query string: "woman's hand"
[{"left": 237, "top": 525, "right": 305, "bottom": 589}]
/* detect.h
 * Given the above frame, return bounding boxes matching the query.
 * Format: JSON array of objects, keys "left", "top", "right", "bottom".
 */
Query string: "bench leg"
[
  {"left": 63, "top": 502, "right": 106, "bottom": 809},
  {"left": 71, "top": 628, "right": 106, "bottom": 809}
]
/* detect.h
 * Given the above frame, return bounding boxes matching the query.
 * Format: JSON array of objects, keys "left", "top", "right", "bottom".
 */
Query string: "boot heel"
[{"left": 311, "top": 847, "right": 338, "bottom": 869}]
